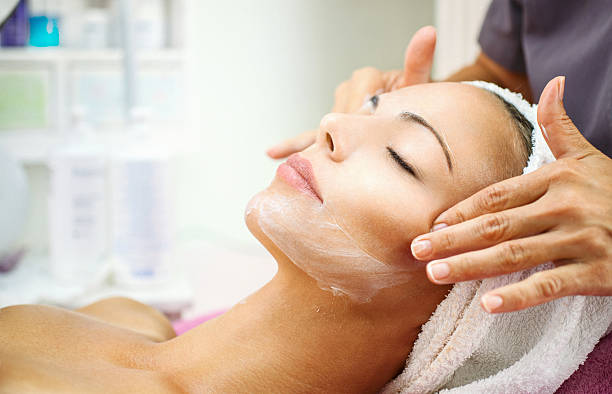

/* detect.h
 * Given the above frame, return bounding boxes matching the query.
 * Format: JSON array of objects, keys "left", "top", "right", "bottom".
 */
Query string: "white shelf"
[
  {"left": 0, "top": 46, "right": 189, "bottom": 165},
  {"left": 0, "top": 127, "right": 199, "bottom": 166},
  {"left": 0, "top": 130, "right": 59, "bottom": 165},
  {"left": 0, "top": 239, "right": 276, "bottom": 320},
  {"left": 0, "top": 252, "right": 194, "bottom": 319},
  {"left": 0, "top": 47, "right": 185, "bottom": 64}
]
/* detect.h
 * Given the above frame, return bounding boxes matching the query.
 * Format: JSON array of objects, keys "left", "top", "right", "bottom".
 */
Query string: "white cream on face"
[{"left": 245, "top": 188, "right": 419, "bottom": 303}]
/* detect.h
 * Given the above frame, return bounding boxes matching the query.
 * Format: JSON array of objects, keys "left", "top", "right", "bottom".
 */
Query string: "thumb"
[
  {"left": 399, "top": 25, "right": 436, "bottom": 87},
  {"left": 537, "top": 76, "right": 595, "bottom": 159}
]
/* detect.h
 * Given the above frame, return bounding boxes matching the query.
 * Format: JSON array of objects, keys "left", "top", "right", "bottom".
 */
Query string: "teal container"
[{"left": 29, "top": 15, "right": 59, "bottom": 47}]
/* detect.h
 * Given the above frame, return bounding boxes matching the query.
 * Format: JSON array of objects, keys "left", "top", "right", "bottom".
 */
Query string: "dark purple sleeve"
[{"left": 478, "top": 0, "right": 526, "bottom": 73}]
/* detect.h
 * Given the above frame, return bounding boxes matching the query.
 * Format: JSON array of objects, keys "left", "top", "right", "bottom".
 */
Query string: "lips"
[{"left": 276, "top": 154, "right": 323, "bottom": 203}]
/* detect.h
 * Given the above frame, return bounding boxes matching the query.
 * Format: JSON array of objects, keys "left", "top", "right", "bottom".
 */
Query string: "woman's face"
[{"left": 246, "top": 82, "right": 522, "bottom": 301}]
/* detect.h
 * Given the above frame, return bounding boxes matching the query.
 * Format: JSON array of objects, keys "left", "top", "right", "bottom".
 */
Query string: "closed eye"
[
  {"left": 387, "top": 147, "right": 420, "bottom": 180},
  {"left": 363, "top": 94, "right": 379, "bottom": 114},
  {"left": 370, "top": 94, "right": 379, "bottom": 109}
]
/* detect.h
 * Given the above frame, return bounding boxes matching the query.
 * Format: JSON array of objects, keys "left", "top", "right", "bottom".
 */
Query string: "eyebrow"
[{"left": 398, "top": 111, "right": 453, "bottom": 172}]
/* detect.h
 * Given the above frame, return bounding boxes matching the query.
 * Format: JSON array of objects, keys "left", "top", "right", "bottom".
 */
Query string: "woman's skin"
[{"left": 0, "top": 83, "right": 526, "bottom": 393}]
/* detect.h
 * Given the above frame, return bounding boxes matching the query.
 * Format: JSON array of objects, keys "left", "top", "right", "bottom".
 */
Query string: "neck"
[{"left": 162, "top": 259, "right": 447, "bottom": 393}]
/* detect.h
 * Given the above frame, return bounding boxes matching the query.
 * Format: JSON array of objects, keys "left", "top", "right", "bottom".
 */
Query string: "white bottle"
[
  {"left": 57, "top": 0, "right": 85, "bottom": 48},
  {"left": 133, "top": 0, "right": 165, "bottom": 49},
  {"left": 48, "top": 107, "right": 108, "bottom": 284},
  {"left": 81, "top": 7, "right": 109, "bottom": 49},
  {"left": 108, "top": 0, "right": 165, "bottom": 49},
  {"left": 110, "top": 107, "right": 174, "bottom": 285}
]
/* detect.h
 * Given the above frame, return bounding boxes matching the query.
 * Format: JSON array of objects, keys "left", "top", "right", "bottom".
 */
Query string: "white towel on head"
[
  {"left": 464, "top": 80, "right": 554, "bottom": 175},
  {"left": 381, "top": 81, "right": 612, "bottom": 394}
]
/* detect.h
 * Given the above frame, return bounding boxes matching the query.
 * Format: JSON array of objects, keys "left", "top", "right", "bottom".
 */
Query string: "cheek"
[
  {"left": 246, "top": 176, "right": 431, "bottom": 303},
  {"left": 321, "top": 156, "right": 436, "bottom": 265},
  {"left": 328, "top": 188, "right": 433, "bottom": 265}
]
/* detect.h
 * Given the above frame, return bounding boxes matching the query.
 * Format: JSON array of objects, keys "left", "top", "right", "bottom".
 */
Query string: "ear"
[
  {"left": 536, "top": 76, "right": 595, "bottom": 159},
  {"left": 400, "top": 25, "right": 436, "bottom": 87}
]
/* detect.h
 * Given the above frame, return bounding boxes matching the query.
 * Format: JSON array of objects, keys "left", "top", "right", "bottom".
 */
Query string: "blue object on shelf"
[
  {"left": 29, "top": 15, "right": 59, "bottom": 47},
  {"left": 1, "top": 0, "right": 29, "bottom": 47}
]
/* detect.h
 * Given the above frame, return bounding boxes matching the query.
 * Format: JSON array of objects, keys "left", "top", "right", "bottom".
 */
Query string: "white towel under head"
[{"left": 382, "top": 82, "right": 612, "bottom": 393}]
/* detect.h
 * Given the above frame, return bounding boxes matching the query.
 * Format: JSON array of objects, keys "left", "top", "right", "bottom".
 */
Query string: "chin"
[
  {"left": 245, "top": 173, "right": 325, "bottom": 268},
  {"left": 245, "top": 191, "right": 267, "bottom": 241},
  {"left": 244, "top": 187, "right": 288, "bottom": 263}
]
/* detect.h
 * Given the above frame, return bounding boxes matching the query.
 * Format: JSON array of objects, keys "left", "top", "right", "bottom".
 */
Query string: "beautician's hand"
[
  {"left": 411, "top": 76, "right": 612, "bottom": 313},
  {"left": 266, "top": 26, "right": 436, "bottom": 159}
]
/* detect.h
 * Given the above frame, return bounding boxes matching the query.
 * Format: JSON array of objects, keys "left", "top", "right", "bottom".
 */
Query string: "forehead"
[
  {"left": 377, "top": 82, "right": 505, "bottom": 131},
  {"left": 379, "top": 82, "right": 517, "bottom": 188}
]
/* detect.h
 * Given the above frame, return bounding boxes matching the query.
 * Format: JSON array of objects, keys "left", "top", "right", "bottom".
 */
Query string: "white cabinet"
[{"left": 0, "top": 0, "right": 194, "bottom": 164}]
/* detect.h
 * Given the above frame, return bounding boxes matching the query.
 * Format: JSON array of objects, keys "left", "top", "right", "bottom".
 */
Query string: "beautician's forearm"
[
  {"left": 443, "top": 58, "right": 497, "bottom": 83},
  {"left": 443, "top": 52, "right": 533, "bottom": 102}
]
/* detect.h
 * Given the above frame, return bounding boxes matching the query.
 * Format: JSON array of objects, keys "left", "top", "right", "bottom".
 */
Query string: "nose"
[{"left": 317, "top": 113, "right": 359, "bottom": 162}]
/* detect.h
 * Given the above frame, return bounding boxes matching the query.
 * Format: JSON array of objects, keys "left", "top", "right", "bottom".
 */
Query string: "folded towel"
[
  {"left": 555, "top": 332, "right": 612, "bottom": 394},
  {"left": 172, "top": 309, "right": 227, "bottom": 335},
  {"left": 382, "top": 82, "right": 612, "bottom": 393}
]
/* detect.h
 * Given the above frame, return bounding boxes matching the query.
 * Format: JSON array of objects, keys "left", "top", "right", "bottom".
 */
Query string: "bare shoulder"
[
  {"left": 77, "top": 296, "right": 176, "bottom": 342},
  {"left": 0, "top": 304, "right": 185, "bottom": 393}
]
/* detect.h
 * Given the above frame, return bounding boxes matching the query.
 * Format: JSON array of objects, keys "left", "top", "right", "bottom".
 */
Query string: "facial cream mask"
[{"left": 245, "top": 188, "right": 417, "bottom": 303}]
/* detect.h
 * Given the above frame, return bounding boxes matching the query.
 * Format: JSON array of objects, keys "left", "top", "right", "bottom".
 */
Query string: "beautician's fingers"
[
  {"left": 536, "top": 76, "right": 597, "bottom": 159},
  {"left": 268, "top": 26, "right": 437, "bottom": 158},
  {"left": 479, "top": 261, "right": 611, "bottom": 313},
  {"left": 268, "top": 66, "right": 386, "bottom": 158},
  {"left": 414, "top": 76, "right": 612, "bottom": 308},
  {"left": 395, "top": 25, "right": 436, "bottom": 88},
  {"left": 266, "top": 129, "right": 318, "bottom": 159},
  {"left": 412, "top": 201, "right": 556, "bottom": 260},
  {"left": 426, "top": 169, "right": 552, "bottom": 236},
  {"left": 407, "top": 76, "right": 612, "bottom": 311},
  {"left": 432, "top": 77, "right": 600, "bottom": 229},
  {"left": 424, "top": 232, "right": 585, "bottom": 284},
  {"left": 333, "top": 67, "right": 386, "bottom": 113},
  {"left": 266, "top": 65, "right": 386, "bottom": 158},
  {"left": 333, "top": 26, "right": 437, "bottom": 113}
]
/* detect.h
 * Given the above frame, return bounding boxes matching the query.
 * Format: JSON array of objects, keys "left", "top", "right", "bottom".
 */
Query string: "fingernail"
[
  {"left": 411, "top": 239, "right": 432, "bottom": 258},
  {"left": 557, "top": 76, "right": 565, "bottom": 102},
  {"left": 427, "top": 261, "right": 450, "bottom": 281},
  {"left": 431, "top": 223, "right": 448, "bottom": 232},
  {"left": 481, "top": 294, "right": 503, "bottom": 312},
  {"left": 540, "top": 124, "right": 549, "bottom": 141}
]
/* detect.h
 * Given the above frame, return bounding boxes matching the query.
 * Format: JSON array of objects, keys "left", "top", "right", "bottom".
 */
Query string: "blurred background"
[{"left": 0, "top": 0, "right": 490, "bottom": 321}]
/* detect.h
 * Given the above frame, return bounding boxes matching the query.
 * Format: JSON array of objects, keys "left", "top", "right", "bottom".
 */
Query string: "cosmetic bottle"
[
  {"left": 28, "top": 0, "right": 60, "bottom": 47},
  {"left": 1, "top": 0, "right": 29, "bottom": 47},
  {"left": 108, "top": 0, "right": 165, "bottom": 49},
  {"left": 48, "top": 107, "right": 109, "bottom": 284},
  {"left": 60, "top": 0, "right": 109, "bottom": 49},
  {"left": 133, "top": 0, "right": 165, "bottom": 49},
  {"left": 81, "top": 4, "right": 109, "bottom": 48},
  {"left": 0, "top": 146, "right": 28, "bottom": 274},
  {"left": 110, "top": 107, "right": 175, "bottom": 286}
]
